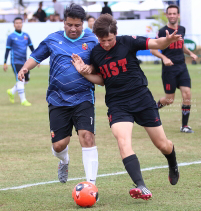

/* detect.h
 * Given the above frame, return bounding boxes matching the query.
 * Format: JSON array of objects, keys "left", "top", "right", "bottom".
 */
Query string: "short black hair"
[
  {"left": 13, "top": 17, "right": 23, "bottom": 23},
  {"left": 86, "top": 15, "right": 95, "bottom": 21},
  {"left": 64, "top": 3, "right": 86, "bottom": 21},
  {"left": 166, "top": 4, "right": 180, "bottom": 14}
]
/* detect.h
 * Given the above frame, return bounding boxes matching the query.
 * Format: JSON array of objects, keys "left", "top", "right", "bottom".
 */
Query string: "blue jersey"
[
  {"left": 6, "top": 31, "right": 33, "bottom": 65},
  {"left": 30, "top": 30, "right": 98, "bottom": 107}
]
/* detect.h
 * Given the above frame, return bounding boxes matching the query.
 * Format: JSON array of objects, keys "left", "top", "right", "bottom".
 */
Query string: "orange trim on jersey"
[{"left": 146, "top": 38, "right": 150, "bottom": 50}]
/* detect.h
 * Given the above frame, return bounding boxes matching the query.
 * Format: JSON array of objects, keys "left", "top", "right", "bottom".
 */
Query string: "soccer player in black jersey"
[
  {"left": 150, "top": 5, "right": 198, "bottom": 133},
  {"left": 71, "top": 14, "right": 181, "bottom": 200}
]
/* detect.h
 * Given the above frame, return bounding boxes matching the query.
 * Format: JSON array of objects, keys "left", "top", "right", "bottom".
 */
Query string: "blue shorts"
[
  {"left": 11, "top": 64, "right": 30, "bottom": 82},
  {"left": 107, "top": 90, "right": 162, "bottom": 127}
]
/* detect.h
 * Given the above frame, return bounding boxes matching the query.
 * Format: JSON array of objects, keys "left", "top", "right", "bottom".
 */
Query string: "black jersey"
[
  {"left": 91, "top": 35, "right": 150, "bottom": 108},
  {"left": 158, "top": 25, "right": 185, "bottom": 66}
]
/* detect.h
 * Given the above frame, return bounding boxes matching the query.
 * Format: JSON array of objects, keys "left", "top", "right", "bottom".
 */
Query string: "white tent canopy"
[
  {"left": 111, "top": 2, "right": 140, "bottom": 12},
  {"left": 136, "top": 0, "right": 166, "bottom": 11}
]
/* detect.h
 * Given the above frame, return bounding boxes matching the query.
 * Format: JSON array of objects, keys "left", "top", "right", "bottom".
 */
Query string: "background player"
[
  {"left": 150, "top": 5, "right": 198, "bottom": 133},
  {"left": 84, "top": 15, "right": 96, "bottom": 34},
  {"left": 3, "top": 17, "right": 36, "bottom": 106},
  {"left": 18, "top": 4, "right": 99, "bottom": 185},
  {"left": 72, "top": 14, "right": 181, "bottom": 200}
]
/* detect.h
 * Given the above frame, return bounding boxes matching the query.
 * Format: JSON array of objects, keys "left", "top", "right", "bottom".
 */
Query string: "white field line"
[{"left": 0, "top": 160, "right": 201, "bottom": 191}]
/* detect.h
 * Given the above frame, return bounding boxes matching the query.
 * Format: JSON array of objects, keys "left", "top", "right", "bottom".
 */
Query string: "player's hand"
[
  {"left": 190, "top": 52, "right": 198, "bottom": 61},
  {"left": 18, "top": 67, "right": 28, "bottom": 81},
  {"left": 71, "top": 54, "right": 92, "bottom": 74},
  {"left": 163, "top": 57, "right": 174, "bottom": 66},
  {"left": 3, "top": 64, "right": 8, "bottom": 72},
  {"left": 166, "top": 30, "right": 182, "bottom": 43}
]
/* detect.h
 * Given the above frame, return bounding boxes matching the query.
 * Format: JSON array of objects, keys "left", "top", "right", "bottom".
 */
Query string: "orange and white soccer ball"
[{"left": 72, "top": 181, "right": 98, "bottom": 207}]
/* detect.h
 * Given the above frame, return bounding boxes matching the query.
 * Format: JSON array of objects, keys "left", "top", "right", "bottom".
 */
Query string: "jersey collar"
[
  {"left": 64, "top": 31, "right": 85, "bottom": 42},
  {"left": 14, "top": 31, "right": 23, "bottom": 36}
]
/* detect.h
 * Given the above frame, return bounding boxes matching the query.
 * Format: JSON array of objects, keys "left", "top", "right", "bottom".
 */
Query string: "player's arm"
[
  {"left": 18, "top": 58, "right": 38, "bottom": 81},
  {"left": 183, "top": 45, "right": 198, "bottom": 61},
  {"left": 71, "top": 54, "right": 104, "bottom": 86},
  {"left": 148, "top": 30, "right": 182, "bottom": 50},
  {"left": 150, "top": 49, "right": 174, "bottom": 66},
  {"left": 3, "top": 48, "right": 10, "bottom": 71}
]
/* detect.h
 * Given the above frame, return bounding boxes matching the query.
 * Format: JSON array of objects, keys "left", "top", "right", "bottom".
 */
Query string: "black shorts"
[
  {"left": 12, "top": 64, "right": 30, "bottom": 82},
  {"left": 162, "top": 63, "right": 191, "bottom": 94},
  {"left": 107, "top": 91, "right": 162, "bottom": 127},
  {"left": 49, "top": 101, "right": 95, "bottom": 143}
]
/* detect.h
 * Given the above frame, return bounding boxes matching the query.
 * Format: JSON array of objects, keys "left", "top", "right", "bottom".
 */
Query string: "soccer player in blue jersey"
[
  {"left": 84, "top": 15, "right": 96, "bottom": 34},
  {"left": 4, "top": 17, "right": 35, "bottom": 106},
  {"left": 18, "top": 4, "right": 99, "bottom": 185}
]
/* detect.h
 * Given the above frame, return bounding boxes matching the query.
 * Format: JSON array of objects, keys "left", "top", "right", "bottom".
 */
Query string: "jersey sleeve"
[
  {"left": 6, "top": 35, "right": 12, "bottom": 49},
  {"left": 27, "top": 34, "right": 33, "bottom": 46},
  {"left": 30, "top": 40, "right": 50, "bottom": 63},
  {"left": 127, "top": 36, "right": 149, "bottom": 52},
  {"left": 90, "top": 52, "right": 100, "bottom": 74}
]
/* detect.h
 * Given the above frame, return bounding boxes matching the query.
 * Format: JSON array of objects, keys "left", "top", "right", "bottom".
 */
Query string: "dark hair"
[
  {"left": 64, "top": 3, "right": 86, "bottom": 21},
  {"left": 166, "top": 4, "right": 180, "bottom": 14},
  {"left": 13, "top": 17, "right": 23, "bottom": 23},
  {"left": 93, "top": 14, "right": 117, "bottom": 38},
  {"left": 86, "top": 15, "right": 95, "bottom": 21}
]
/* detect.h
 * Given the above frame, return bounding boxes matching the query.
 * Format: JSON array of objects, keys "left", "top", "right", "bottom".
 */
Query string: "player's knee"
[
  {"left": 53, "top": 142, "right": 65, "bottom": 153},
  {"left": 157, "top": 139, "right": 173, "bottom": 154},
  {"left": 82, "top": 132, "right": 95, "bottom": 147}
]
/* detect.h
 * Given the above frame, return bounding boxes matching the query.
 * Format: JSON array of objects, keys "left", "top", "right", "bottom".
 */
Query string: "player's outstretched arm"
[
  {"left": 71, "top": 54, "right": 104, "bottom": 86},
  {"left": 18, "top": 58, "right": 38, "bottom": 81},
  {"left": 148, "top": 30, "right": 182, "bottom": 50},
  {"left": 183, "top": 45, "right": 198, "bottom": 61},
  {"left": 150, "top": 49, "right": 174, "bottom": 66}
]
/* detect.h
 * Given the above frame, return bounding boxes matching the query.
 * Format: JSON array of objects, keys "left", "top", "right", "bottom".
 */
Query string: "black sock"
[
  {"left": 163, "top": 146, "right": 177, "bottom": 168},
  {"left": 157, "top": 100, "right": 165, "bottom": 109},
  {"left": 182, "top": 104, "right": 191, "bottom": 127},
  {"left": 122, "top": 154, "right": 145, "bottom": 186}
]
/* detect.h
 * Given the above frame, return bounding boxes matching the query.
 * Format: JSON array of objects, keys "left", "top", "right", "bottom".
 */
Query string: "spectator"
[
  {"left": 47, "top": 14, "right": 55, "bottom": 22},
  {"left": 54, "top": 13, "right": 60, "bottom": 22},
  {"left": 52, "top": 0, "right": 64, "bottom": 20},
  {"left": 84, "top": 15, "right": 96, "bottom": 33},
  {"left": 101, "top": 1, "right": 113, "bottom": 16},
  {"left": 23, "top": 13, "right": 28, "bottom": 23},
  {"left": 34, "top": 1, "right": 47, "bottom": 22}
]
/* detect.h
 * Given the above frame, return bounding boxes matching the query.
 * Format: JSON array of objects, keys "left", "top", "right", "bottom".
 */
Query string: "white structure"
[{"left": 180, "top": 0, "right": 201, "bottom": 47}]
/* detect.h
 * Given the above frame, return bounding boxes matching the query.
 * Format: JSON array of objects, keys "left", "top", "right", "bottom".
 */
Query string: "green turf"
[{"left": 0, "top": 64, "right": 200, "bottom": 211}]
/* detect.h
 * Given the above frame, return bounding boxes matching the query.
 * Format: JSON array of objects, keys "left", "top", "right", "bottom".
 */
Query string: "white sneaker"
[{"left": 180, "top": 126, "right": 194, "bottom": 133}]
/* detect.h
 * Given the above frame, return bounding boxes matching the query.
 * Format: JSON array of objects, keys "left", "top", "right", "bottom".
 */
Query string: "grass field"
[{"left": 0, "top": 64, "right": 201, "bottom": 211}]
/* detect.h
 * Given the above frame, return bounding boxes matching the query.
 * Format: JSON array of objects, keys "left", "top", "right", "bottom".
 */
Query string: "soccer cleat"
[
  {"left": 7, "top": 89, "right": 15, "bottom": 103},
  {"left": 129, "top": 185, "right": 152, "bottom": 200},
  {"left": 21, "top": 100, "right": 32, "bottom": 106},
  {"left": 169, "top": 165, "right": 179, "bottom": 185},
  {"left": 180, "top": 126, "right": 194, "bottom": 133},
  {"left": 58, "top": 161, "right": 69, "bottom": 183}
]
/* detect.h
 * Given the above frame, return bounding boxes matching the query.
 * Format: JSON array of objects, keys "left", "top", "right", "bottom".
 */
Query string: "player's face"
[
  {"left": 98, "top": 33, "right": 116, "bottom": 51},
  {"left": 88, "top": 18, "right": 95, "bottom": 29},
  {"left": 14, "top": 19, "right": 23, "bottom": 31},
  {"left": 166, "top": 8, "right": 180, "bottom": 25},
  {"left": 64, "top": 17, "right": 83, "bottom": 39}
]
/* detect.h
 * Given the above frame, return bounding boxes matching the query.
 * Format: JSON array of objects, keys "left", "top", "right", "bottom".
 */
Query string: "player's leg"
[
  {"left": 178, "top": 66, "right": 193, "bottom": 133},
  {"left": 108, "top": 106, "right": 151, "bottom": 200},
  {"left": 74, "top": 101, "right": 98, "bottom": 185},
  {"left": 111, "top": 122, "right": 152, "bottom": 200},
  {"left": 180, "top": 86, "right": 193, "bottom": 132},
  {"left": 144, "top": 126, "right": 179, "bottom": 185},
  {"left": 49, "top": 105, "right": 71, "bottom": 183},
  {"left": 15, "top": 64, "right": 31, "bottom": 106},
  {"left": 157, "top": 69, "right": 176, "bottom": 109},
  {"left": 6, "top": 63, "right": 18, "bottom": 103}
]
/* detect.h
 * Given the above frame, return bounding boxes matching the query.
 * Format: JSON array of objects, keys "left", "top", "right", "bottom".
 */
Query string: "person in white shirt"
[{"left": 52, "top": 0, "right": 64, "bottom": 20}]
